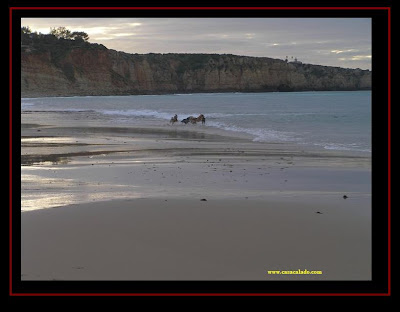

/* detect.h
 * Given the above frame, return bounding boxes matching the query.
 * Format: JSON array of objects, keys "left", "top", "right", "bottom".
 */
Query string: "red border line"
[
  {"left": 9, "top": 293, "right": 391, "bottom": 297},
  {"left": 10, "top": 6, "right": 391, "bottom": 297},
  {"left": 10, "top": 7, "right": 391, "bottom": 10},
  {"left": 387, "top": 7, "right": 391, "bottom": 297},
  {"left": 9, "top": 7, "right": 13, "bottom": 297}
]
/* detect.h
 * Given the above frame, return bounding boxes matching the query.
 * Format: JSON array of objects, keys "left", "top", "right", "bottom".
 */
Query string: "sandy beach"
[{"left": 21, "top": 110, "right": 371, "bottom": 281}]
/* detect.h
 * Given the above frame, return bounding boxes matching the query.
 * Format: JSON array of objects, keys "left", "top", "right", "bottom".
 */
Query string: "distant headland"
[{"left": 21, "top": 28, "right": 371, "bottom": 97}]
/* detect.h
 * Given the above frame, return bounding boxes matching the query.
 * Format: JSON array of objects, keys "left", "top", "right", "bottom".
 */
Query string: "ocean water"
[{"left": 21, "top": 91, "right": 371, "bottom": 154}]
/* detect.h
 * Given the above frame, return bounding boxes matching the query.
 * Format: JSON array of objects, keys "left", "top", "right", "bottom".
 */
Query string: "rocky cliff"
[{"left": 21, "top": 37, "right": 371, "bottom": 97}]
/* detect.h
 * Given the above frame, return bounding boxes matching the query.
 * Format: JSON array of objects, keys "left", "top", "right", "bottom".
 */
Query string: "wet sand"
[{"left": 20, "top": 111, "right": 372, "bottom": 280}]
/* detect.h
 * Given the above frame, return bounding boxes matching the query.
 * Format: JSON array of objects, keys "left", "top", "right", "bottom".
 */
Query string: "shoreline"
[
  {"left": 21, "top": 109, "right": 371, "bottom": 280},
  {"left": 21, "top": 111, "right": 371, "bottom": 211},
  {"left": 21, "top": 108, "right": 371, "bottom": 158}
]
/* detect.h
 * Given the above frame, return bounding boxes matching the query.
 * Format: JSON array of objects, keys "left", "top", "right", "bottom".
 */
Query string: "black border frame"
[{"left": 9, "top": 4, "right": 391, "bottom": 296}]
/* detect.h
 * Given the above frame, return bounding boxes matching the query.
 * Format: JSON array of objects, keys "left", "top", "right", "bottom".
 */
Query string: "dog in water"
[
  {"left": 181, "top": 117, "right": 191, "bottom": 124},
  {"left": 181, "top": 114, "right": 205, "bottom": 124},
  {"left": 170, "top": 114, "right": 178, "bottom": 124}
]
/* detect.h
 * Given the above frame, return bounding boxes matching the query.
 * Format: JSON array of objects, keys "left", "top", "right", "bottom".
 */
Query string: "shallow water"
[{"left": 22, "top": 91, "right": 371, "bottom": 154}]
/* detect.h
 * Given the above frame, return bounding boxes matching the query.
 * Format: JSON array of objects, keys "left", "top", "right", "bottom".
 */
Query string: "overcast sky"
[{"left": 21, "top": 18, "right": 371, "bottom": 70}]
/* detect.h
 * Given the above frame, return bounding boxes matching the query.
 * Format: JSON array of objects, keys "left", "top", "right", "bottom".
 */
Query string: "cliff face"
[{"left": 21, "top": 41, "right": 371, "bottom": 97}]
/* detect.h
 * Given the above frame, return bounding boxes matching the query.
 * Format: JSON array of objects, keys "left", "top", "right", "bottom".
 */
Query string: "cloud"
[
  {"left": 331, "top": 49, "right": 359, "bottom": 54},
  {"left": 339, "top": 55, "right": 372, "bottom": 61}
]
